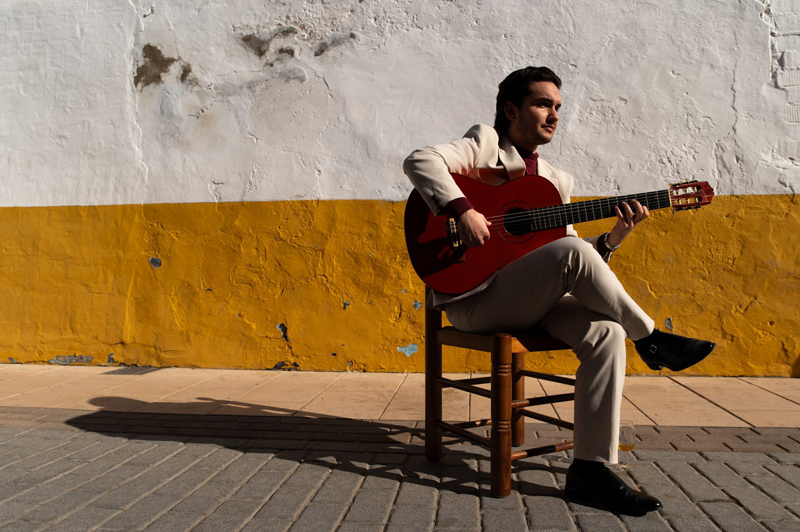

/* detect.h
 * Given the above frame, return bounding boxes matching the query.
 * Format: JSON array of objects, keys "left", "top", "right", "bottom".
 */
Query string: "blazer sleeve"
[{"left": 403, "top": 124, "right": 499, "bottom": 216}]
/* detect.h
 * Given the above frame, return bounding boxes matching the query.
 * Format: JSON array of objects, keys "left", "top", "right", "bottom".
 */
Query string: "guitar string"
[
  {"left": 474, "top": 192, "right": 674, "bottom": 237},
  {"left": 478, "top": 190, "right": 669, "bottom": 224},
  {"left": 476, "top": 191, "right": 672, "bottom": 228}
]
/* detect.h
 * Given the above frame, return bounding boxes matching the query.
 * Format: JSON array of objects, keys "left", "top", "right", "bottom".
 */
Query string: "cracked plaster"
[{"left": 1, "top": 0, "right": 798, "bottom": 208}]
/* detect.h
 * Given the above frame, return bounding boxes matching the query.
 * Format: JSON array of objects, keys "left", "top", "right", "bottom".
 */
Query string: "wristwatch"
[{"left": 602, "top": 232, "right": 620, "bottom": 252}]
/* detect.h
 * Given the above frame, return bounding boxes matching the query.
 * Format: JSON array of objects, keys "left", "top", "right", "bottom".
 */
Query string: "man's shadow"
[{"left": 64, "top": 396, "right": 569, "bottom": 498}]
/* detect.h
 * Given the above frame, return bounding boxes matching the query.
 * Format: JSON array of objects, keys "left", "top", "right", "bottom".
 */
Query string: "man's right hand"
[{"left": 457, "top": 209, "right": 492, "bottom": 246}]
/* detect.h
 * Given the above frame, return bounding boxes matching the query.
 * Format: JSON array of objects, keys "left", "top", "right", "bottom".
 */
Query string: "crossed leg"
[{"left": 443, "top": 237, "right": 655, "bottom": 462}]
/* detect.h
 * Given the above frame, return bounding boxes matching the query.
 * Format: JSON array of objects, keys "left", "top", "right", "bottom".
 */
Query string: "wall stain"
[
  {"left": 49, "top": 354, "right": 94, "bottom": 365},
  {"left": 314, "top": 32, "right": 358, "bottom": 56},
  {"left": 240, "top": 27, "right": 297, "bottom": 58},
  {"left": 134, "top": 44, "right": 178, "bottom": 88}
]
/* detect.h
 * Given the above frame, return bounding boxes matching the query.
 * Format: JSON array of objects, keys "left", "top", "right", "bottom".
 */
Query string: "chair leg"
[
  {"left": 425, "top": 306, "right": 443, "bottom": 461},
  {"left": 511, "top": 352, "right": 525, "bottom": 447},
  {"left": 491, "top": 333, "right": 513, "bottom": 498}
]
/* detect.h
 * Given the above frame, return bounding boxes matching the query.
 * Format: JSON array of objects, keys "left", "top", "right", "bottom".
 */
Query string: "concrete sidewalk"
[{"left": 0, "top": 365, "right": 799, "bottom": 531}]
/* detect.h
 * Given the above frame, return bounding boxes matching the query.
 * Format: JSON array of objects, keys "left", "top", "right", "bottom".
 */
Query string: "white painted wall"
[{"left": 1, "top": 0, "right": 798, "bottom": 207}]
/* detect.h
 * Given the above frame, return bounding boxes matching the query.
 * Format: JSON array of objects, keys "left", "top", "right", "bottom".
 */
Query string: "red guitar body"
[{"left": 404, "top": 174, "right": 567, "bottom": 295}]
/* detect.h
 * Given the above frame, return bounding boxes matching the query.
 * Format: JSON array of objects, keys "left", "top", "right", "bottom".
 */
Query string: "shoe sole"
[
  {"left": 564, "top": 486, "right": 649, "bottom": 516},
  {"left": 645, "top": 343, "right": 716, "bottom": 372}
]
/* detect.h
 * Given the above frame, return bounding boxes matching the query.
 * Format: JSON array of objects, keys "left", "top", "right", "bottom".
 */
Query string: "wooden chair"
[{"left": 424, "top": 287, "right": 576, "bottom": 497}]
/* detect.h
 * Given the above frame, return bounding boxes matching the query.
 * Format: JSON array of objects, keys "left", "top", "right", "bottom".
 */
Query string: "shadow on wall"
[
  {"left": 793, "top": 357, "right": 800, "bottom": 378},
  {"left": 63, "top": 397, "right": 571, "bottom": 498}
]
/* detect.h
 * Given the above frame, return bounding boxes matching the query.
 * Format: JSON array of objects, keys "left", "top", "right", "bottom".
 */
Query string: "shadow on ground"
[{"left": 62, "top": 396, "right": 572, "bottom": 499}]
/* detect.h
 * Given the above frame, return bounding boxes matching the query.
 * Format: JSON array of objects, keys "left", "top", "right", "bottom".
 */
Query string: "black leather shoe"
[
  {"left": 633, "top": 329, "right": 716, "bottom": 371},
  {"left": 565, "top": 463, "right": 662, "bottom": 516}
]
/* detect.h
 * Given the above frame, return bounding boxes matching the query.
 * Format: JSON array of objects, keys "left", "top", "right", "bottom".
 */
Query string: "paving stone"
[
  {"left": 385, "top": 504, "right": 436, "bottom": 531},
  {"left": 209, "top": 454, "right": 271, "bottom": 485},
  {"left": 763, "top": 521, "right": 800, "bottom": 532},
  {"left": 289, "top": 503, "right": 348, "bottom": 532},
  {"left": 17, "top": 488, "right": 100, "bottom": 524},
  {"left": 170, "top": 482, "right": 239, "bottom": 515},
  {"left": 667, "top": 517, "right": 723, "bottom": 532},
  {"left": 282, "top": 462, "right": 331, "bottom": 488},
  {"left": 747, "top": 473, "right": 800, "bottom": 504},
  {"left": 343, "top": 488, "right": 397, "bottom": 523},
  {"left": 192, "top": 449, "right": 243, "bottom": 471},
  {"left": 634, "top": 451, "right": 705, "bottom": 463},
  {"left": 480, "top": 491, "right": 524, "bottom": 512},
  {"left": 153, "top": 468, "right": 217, "bottom": 499},
  {"left": 192, "top": 500, "right": 264, "bottom": 532},
  {"left": 100, "top": 492, "right": 181, "bottom": 530},
  {"left": 628, "top": 462, "right": 705, "bottom": 519},
  {"left": 233, "top": 469, "right": 292, "bottom": 502},
  {"left": 700, "top": 501, "right": 771, "bottom": 532},
  {"left": 393, "top": 480, "right": 438, "bottom": 507},
  {"left": 0, "top": 501, "right": 37, "bottom": 525},
  {"left": 773, "top": 454, "right": 800, "bottom": 465},
  {"left": 722, "top": 484, "right": 795, "bottom": 520},
  {"left": 36, "top": 506, "right": 119, "bottom": 532},
  {"left": 261, "top": 452, "right": 305, "bottom": 472},
  {"left": 481, "top": 510, "right": 527, "bottom": 532},
  {"left": 239, "top": 518, "right": 292, "bottom": 532},
  {"left": 361, "top": 472, "right": 402, "bottom": 491},
  {"left": 575, "top": 513, "right": 626, "bottom": 531},
  {"left": 80, "top": 465, "right": 148, "bottom": 493},
  {"left": 435, "top": 491, "right": 479, "bottom": 529},
  {"left": 656, "top": 461, "right": 728, "bottom": 502},
  {"left": 524, "top": 495, "right": 576, "bottom": 530},
  {"left": 0, "top": 518, "right": 44, "bottom": 531},
  {"left": 767, "top": 465, "right": 800, "bottom": 490},
  {"left": 312, "top": 470, "right": 363, "bottom": 505},
  {"left": 141, "top": 511, "right": 204, "bottom": 532},
  {"left": 620, "top": 511, "right": 674, "bottom": 531},
  {"left": 701, "top": 452, "right": 777, "bottom": 464},
  {"left": 254, "top": 486, "right": 318, "bottom": 521},
  {"left": 336, "top": 524, "right": 387, "bottom": 532}
]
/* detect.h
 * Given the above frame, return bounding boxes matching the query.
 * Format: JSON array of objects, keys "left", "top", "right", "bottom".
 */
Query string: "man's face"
[{"left": 504, "top": 81, "right": 561, "bottom": 153}]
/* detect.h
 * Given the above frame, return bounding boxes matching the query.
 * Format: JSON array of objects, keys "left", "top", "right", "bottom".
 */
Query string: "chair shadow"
[{"left": 63, "top": 396, "right": 571, "bottom": 499}]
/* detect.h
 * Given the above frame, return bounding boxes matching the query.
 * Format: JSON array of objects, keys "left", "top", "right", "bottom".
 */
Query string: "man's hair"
[{"left": 494, "top": 66, "right": 562, "bottom": 134}]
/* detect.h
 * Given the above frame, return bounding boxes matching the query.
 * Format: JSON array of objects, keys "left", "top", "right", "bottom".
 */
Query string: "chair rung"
[
  {"left": 453, "top": 376, "right": 492, "bottom": 385},
  {"left": 438, "top": 377, "right": 492, "bottom": 398},
  {"left": 512, "top": 393, "right": 575, "bottom": 408},
  {"left": 518, "top": 370, "right": 576, "bottom": 386},
  {"left": 437, "top": 421, "right": 491, "bottom": 447},
  {"left": 519, "top": 410, "right": 575, "bottom": 430},
  {"left": 511, "top": 441, "right": 574, "bottom": 460},
  {"left": 452, "top": 419, "right": 491, "bottom": 429}
]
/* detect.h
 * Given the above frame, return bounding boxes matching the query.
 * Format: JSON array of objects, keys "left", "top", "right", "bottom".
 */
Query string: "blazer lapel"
[{"left": 498, "top": 135, "right": 526, "bottom": 179}]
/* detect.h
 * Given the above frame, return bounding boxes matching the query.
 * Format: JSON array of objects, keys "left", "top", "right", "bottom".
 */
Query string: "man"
[{"left": 403, "top": 66, "right": 715, "bottom": 515}]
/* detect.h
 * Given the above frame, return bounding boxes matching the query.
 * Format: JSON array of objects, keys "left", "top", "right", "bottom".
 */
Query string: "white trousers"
[{"left": 443, "top": 237, "right": 655, "bottom": 463}]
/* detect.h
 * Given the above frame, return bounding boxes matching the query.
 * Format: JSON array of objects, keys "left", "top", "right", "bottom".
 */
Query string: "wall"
[{"left": 1, "top": 0, "right": 798, "bottom": 375}]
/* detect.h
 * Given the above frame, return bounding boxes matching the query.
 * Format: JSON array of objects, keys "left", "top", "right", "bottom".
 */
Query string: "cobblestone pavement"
[{"left": 1, "top": 407, "right": 799, "bottom": 531}]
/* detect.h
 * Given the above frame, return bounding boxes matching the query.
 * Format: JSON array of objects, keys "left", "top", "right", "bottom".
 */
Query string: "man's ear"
[{"left": 504, "top": 101, "right": 518, "bottom": 122}]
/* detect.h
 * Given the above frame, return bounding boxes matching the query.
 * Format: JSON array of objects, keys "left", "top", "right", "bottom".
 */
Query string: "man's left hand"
[{"left": 608, "top": 200, "right": 649, "bottom": 248}]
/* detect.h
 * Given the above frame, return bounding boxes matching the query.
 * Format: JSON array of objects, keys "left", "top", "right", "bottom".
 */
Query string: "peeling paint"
[
  {"left": 343, "top": 300, "right": 350, "bottom": 310},
  {"left": 277, "top": 323, "right": 289, "bottom": 342},
  {"left": 49, "top": 355, "right": 94, "bottom": 365},
  {"left": 107, "top": 353, "right": 115, "bottom": 364},
  {"left": 273, "top": 360, "right": 299, "bottom": 370},
  {"left": 240, "top": 27, "right": 297, "bottom": 58},
  {"left": 7, "top": 358, "right": 19, "bottom": 364},
  {"left": 413, "top": 300, "right": 423, "bottom": 310},
  {"left": 664, "top": 318, "right": 674, "bottom": 330},
  {"left": 397, "top": 343, "right": 418, "bottom": 357},
  {"left": 149, "top": 257, "right": 161, "bottom": 268},
  {"left": 133, "top": 44, "right": 177, "bottom": 89},
  {"left": 313, "top": 32, "right": 358, "bottom": 56}
]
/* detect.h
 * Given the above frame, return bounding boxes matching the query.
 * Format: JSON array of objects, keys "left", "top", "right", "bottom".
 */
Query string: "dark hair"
[{"left": 494, "top": 66, "right": 562, "bottom": 134}]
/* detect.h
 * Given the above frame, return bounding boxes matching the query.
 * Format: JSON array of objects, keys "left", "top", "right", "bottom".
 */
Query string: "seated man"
[{"left": 403, "top": 66, "right": 715, "bottom": 515}]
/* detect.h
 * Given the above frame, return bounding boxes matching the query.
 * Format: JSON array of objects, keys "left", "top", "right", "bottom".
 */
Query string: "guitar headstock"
[{"left": 669, "top": 180, "right": 714, "bottom": 210}]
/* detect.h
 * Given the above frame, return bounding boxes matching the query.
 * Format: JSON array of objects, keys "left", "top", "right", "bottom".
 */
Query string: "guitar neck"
[{"left": 524, "top": 190, "right": 672, "bottom": 232}]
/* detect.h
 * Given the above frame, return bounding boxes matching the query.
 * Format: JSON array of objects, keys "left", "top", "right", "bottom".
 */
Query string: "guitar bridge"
[{"left": 447, "top": 218, "right": 466, "bottom": 262}]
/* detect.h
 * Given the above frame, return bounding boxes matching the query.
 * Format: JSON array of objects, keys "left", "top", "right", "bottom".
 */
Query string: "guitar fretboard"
[{"left": 506, "top": 190, "right": 671, "bottom": 234}]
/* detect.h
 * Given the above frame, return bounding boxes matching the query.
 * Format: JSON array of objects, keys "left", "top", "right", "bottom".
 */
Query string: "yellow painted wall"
[{"left": 0, "top": 195, "right": 798, "bottom": 376}]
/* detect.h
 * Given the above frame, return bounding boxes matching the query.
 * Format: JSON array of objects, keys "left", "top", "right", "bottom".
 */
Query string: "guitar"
[{"left": 404, "top": 174, "right": 714, "bottom": 294}]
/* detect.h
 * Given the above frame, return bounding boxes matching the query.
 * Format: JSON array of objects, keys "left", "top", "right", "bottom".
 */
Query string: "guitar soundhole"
[{"left": 503, "top": 208, "right": 532, "bottom": 237}]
